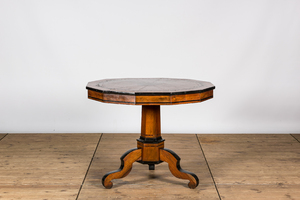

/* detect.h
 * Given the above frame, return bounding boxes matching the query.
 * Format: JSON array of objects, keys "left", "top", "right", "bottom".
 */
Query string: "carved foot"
[
  {"left": 160, "top": 148, "right": 199, "bottom": 189},
  {"left": 102, "top": 148, "right": 142, "bottom": 189}
]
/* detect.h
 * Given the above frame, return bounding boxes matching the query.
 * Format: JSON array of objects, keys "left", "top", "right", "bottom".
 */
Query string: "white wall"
[{"left": 1, "top": 0, "right": 300, "bottom": 134}]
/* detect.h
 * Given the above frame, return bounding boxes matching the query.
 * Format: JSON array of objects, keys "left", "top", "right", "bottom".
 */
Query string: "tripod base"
[
  {"left": 102, "top": 105, "right": 199, "bottom": 189},
  {"left": 102, "top": 147, "right": 199, "bottom": 189}
]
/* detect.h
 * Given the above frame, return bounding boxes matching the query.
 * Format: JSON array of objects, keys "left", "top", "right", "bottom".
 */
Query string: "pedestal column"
[{"left": 137, "top": 105, "right": 164, "bottom": 164}]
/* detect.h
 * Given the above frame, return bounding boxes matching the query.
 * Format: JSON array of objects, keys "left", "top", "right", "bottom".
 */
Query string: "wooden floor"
[{"left": 0, "top": 133, "right": 299, "bottom": 200}]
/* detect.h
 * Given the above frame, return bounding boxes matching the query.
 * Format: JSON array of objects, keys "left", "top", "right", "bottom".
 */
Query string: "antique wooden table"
[{"left": 86, "top": 78, "right": 215, "bottom": 189}]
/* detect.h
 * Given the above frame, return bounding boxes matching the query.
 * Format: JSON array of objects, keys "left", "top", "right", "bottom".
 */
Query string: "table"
[{"left": 86, "top": 78, "right": 215, "bottom": 189}]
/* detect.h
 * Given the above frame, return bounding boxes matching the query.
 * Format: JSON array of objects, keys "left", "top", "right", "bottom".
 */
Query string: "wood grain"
[
  {"left": 291, "top": 134, "right": 300, "bottom": 142},
  {"left": 217, "top": 185, "right": 300, "bottom": 200},
  {"left": 160, "top": 148, "right": 199, "bottom": 189},
  {"left": 0, "top": 133, "right": 101, "bottom": 200},
  {"left": 78, "top": 133, "right": 219, "bottom": 199},
  {"left": 137, "top": 141, "right": 164, "bottom": 162},
  {"left": 141, "top": 105, "right": 161, "bottom": 138},
  {"left": 1, "top": 133, "right": 298, "bottom": 199},
  {"left": 0, "top": 133, "right": 7, "bottom": 140},
  {"left": 102, "top": 148, "right": 142, "bottom": 189},
  {"left": 197, "top": 134, "right": 300, "bottom": 200}
]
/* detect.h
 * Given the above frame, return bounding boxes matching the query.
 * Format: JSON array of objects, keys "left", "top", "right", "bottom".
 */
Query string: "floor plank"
[
  {"left": 291, "top": 134, "right": 300, "bottom": 142},
  {"left": 197, "top": 134, "right": 300, "bottom": 200},
  {"left": 217, "top": 185, "right": 300, "bottom": 200},
  {"left": 0, "top": 133, "right": 101, "bottom": 200},
  {"left": 78, "top": 133, "right": 220, "bottom": 200},
  {"left": 0, "top": 133, "right": 7, "bottom": 141},
  {"left": 1, "top": 133, "right": 299, "bottom": 199}
]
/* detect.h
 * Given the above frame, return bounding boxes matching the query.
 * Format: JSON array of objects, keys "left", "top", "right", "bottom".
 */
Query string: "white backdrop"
[{"left": 1, "top": 1, "right": 300, "bottom": 133}]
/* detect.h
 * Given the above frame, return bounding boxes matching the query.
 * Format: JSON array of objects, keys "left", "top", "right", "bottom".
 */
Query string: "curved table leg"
[
  {"left": 160, "top": 148, "right": 199, "bottom": 189},
  {"left": 102, "top": 148, "right": 142, "bottom": 189}
]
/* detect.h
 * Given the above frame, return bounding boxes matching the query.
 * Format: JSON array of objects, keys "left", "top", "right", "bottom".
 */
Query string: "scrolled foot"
[
  {"left": 102, "top": 148, "right": 142, "bottom": 189},
  {"left": 103, "top": 181, "right": 113, "bottom": 189},
  {"left": 160, "top": 148, "right": 199, "bottom": 189}
]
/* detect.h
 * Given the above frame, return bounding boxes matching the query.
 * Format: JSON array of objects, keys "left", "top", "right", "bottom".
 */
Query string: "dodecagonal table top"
[{"left": 86, "top": 78, "right": 215, "bottom": 105}]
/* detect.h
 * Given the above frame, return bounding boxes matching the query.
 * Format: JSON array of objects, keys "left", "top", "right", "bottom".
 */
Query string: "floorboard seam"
[
  {"left": 0, "top": 133, "right": 9, "bottom": 142},
  {"left": 290, "top": 134, "right": 300, "bottom": 143},
  {"left": 75, "top": 133, "right": 103, "bottom": 200},
  {"left": 196, "top": 134, "right": 222, "bottom": 200}
]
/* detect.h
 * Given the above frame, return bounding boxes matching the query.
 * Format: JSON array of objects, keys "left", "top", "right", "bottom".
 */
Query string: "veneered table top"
[{"left": 86, "top": 78, "right": 215, "bottom": 105}]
